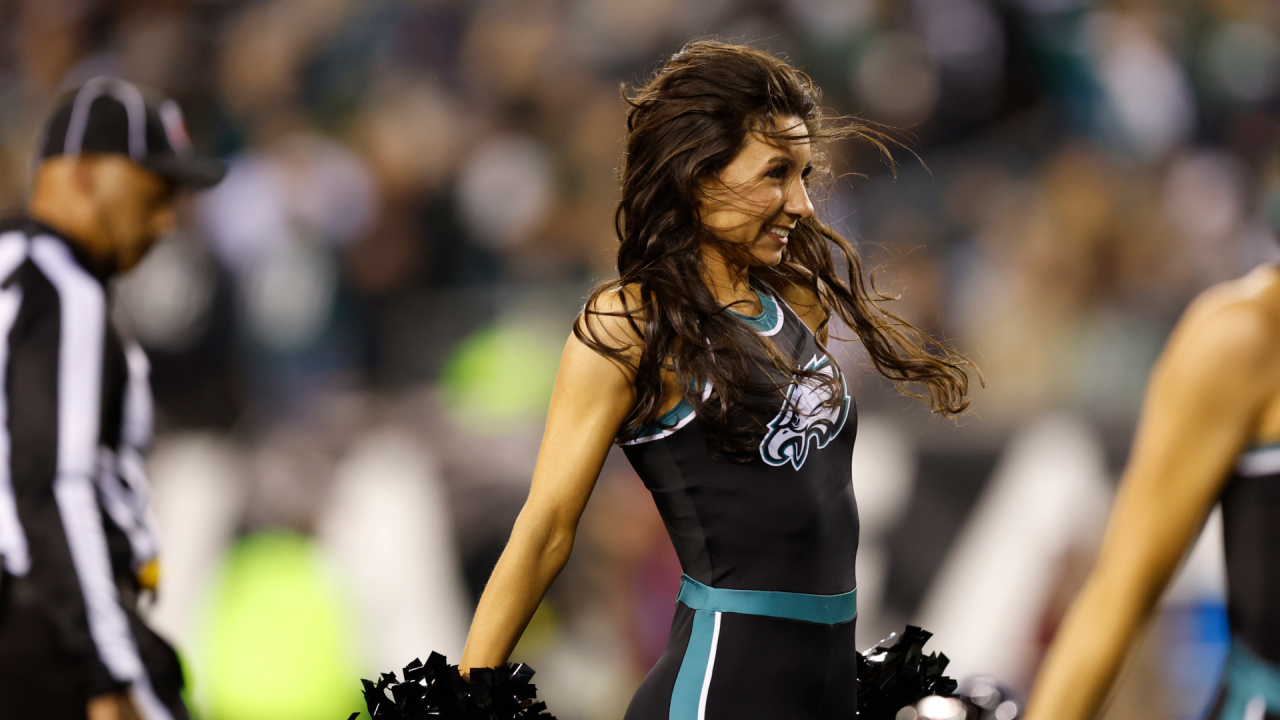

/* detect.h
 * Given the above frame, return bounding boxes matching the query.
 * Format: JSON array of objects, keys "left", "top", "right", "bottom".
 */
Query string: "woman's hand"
[
  {"left": 458, "top": 302, "right": 640, "bottom": 675},
  {"left": 1025, "top": 275, "right": 1280, "bottom": 720}
]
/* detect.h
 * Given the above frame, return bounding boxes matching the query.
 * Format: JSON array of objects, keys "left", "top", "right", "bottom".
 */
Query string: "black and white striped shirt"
[{"left": 0, "top": 217, "right": 171, "bottom": 716}]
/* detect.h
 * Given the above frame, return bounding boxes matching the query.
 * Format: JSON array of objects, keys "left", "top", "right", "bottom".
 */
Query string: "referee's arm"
[{"left": 5, "top": 251, "right": 147, "bottom": 697}]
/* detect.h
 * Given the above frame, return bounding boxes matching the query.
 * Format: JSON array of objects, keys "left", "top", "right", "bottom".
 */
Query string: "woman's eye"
[{"left": 767, "top": 165, "right": 789, "bottom": 179}]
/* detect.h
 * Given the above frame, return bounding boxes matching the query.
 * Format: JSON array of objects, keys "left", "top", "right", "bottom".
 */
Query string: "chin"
[{"left": 751, "top": 249, "right": 785, "bottom": 267}]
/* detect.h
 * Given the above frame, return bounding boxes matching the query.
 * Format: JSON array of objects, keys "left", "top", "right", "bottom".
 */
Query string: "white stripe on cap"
[
  {"left": 64, "top": 77, "right": 148, "bottom": 162},
  {"left": 64, "top": 78, "right": 112, "bottom": 158},
  {"left": 113, "top": 80, "right": 149, "bottom": 161}
]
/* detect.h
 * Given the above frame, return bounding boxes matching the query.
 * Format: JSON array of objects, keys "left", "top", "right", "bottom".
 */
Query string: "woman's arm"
[
  {"left": 1025, "top": 295, "right": 1279, "bottom": 720},
  {"left": 458, "top": 306, "right": 640, "bottom": 674}
]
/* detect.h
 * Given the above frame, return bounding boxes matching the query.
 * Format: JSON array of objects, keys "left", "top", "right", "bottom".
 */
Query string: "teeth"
[{"left": 768, "top": 226, "right": 790, "bottom": 238}]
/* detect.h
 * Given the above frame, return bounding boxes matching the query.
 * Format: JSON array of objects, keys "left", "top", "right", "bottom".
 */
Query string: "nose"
[{"left": 784, "top": 174, "right": 814, "bottom": 221}]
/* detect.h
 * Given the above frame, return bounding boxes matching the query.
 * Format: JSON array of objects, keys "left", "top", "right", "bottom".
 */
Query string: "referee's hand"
[{"left": 87, "top": 692, "right": 143, "bottom": 720}]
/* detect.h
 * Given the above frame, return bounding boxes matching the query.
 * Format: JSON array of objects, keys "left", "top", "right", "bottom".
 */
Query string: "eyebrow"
[{"left": 766, "top": 155, "right": 812, "bottom": 167}]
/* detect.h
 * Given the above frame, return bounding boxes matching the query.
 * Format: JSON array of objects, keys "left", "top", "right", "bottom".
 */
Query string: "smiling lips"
[{"left": 764, "top": 225, "right": 792, "bottom": 244}]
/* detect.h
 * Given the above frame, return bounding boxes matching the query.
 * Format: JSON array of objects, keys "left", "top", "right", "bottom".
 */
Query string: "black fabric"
[
  {"left": 624, "top": 606, "right": 859, "bottom": 720},
  {"left": 130, "top": 615, "right": 189, "bottom": 719},
  {"left": 0, "top": 604, "right": 95, "bottom": 719},
  {"left": 3, "top": 257, "right": 116, "bottom": 686},
  {"left": 0, "top": 600, "right": 189, "bottom": 720},
  {"left": 621, "top": 284, "right": 859, "bottom": 718},
  {"left": 0, "top": 220, "right": 184, "bottom": 714},
  {"left": 710, "top": 614, "right": 857, "bottom": 719},
  {"left": 39, "top": 82, "right": 226, "bottom": 189},
  {"left": 99, "top": 325, "right": 140, "bottom": 593},
  {"left": 623, "top": 603, "right": 694, "bottom": 720},
  {"left": 41, "top": 95, "right": 133, "bottom": 159},
  {"left": 1221, "top": 469, "right": 1280, "bottom": 665},
  {"left": 622, "top": 290, "right": 859, "bottom": 595}
]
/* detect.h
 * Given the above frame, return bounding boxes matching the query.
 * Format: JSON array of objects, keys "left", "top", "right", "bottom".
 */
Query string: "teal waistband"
[
  {"left": 676, "top": 574, "right": 857, "bottom": 625},
  {"left": 1221, "top": 638, "right": 1280, "bottom": 719}
]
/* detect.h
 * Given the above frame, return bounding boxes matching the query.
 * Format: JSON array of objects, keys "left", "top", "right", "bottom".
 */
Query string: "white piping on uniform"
[
  {"left": 621, "top": 384, "right": 713, "bottom": 446},
  {"left": 1244, "top": 695, "right": 1266, "bottom": 720},
  {"left": 620, "top": 409, "right": 698, "bottom": 446},
  {"left": 1237, "top": 446, "right": 1280, "bottom": 478},
  {"left": 758, "top": 293, "right": 784, "bottom": 337},
  {"left": 697, "top": 611, "right": 722, "bottom": 720}
]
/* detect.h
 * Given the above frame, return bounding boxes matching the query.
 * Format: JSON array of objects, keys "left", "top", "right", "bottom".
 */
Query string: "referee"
[{"left": 0, "top": 78, "right": 224, "bottom": 720}]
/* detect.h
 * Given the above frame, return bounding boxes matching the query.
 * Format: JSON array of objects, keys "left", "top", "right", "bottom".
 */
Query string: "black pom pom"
[
  {"left": 348, "top": 653, "right": 557, "bottom": 719},
  {"left": 856, "top": 626, "right": 958, "bottom": 719}
]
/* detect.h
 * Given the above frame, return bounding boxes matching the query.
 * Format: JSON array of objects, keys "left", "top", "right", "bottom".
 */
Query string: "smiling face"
[{"left": 697, "top": 115, "right": 816, "bottom": 267}]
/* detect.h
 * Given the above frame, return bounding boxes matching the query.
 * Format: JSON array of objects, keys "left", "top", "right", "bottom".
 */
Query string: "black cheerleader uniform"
[
  {"left": 620, "top": 282, "right": 860, "bottom": 720},
  {"left": 1208, "top": 440, "right": 1280, "bottom": 719}
]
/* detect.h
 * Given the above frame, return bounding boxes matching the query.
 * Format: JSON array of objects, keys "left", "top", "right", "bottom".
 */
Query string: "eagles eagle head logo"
[{"left": 760, "top": 355, "right": 850, "bottom": 470}]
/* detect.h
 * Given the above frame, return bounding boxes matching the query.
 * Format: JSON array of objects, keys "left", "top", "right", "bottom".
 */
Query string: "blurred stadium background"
[{"left": 2, "top": 0, "right": 1278, "bottom": 717}]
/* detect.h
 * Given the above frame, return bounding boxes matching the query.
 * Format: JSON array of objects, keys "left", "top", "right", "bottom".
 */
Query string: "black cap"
[{"left": 39, "top": 77, "right": 226, "bottom": 190}]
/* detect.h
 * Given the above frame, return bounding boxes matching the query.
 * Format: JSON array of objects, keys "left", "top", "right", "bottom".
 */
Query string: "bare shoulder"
[
  {"left": 1166, "top": 267, "right": 1280, "bottom": 383},
  {"left": 575, "top": 283, "right": 647, "bottom": 365}
]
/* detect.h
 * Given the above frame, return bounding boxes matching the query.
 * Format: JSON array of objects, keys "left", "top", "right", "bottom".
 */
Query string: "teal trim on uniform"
[
  {"left": 726, "top": 288, "right": 781, "bottom": 334},
  {"left": 622, "top": 397, "right": 695, "bottom": 445},
  {"left": 658, "top": 399, "right": 694, "bottom": 426},
  {"left": 670, "top": 608, "right": 717, "bottom": 720},
  {"left": 677, "top": 575, "right": 858, "bottom": 625},
  {"left": 1219, "top": 639, "right": 1280, "bottom": 719},
  {"left": 668, "top": 577, "right": 857, "bottom": 718}
]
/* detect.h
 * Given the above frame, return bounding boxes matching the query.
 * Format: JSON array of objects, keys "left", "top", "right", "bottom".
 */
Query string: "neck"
[{"left": 700, "top": 244, "right": 755, "bottom": 308}]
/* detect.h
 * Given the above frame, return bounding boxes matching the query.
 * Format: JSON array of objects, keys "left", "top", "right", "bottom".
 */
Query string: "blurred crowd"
[{"left": 2, "top": 0, "right": 1279, "bottom": 718}]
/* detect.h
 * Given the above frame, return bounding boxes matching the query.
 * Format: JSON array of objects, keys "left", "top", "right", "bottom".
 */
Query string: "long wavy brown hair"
[{"left": 575, "top": 39, "right": 974, "bottom": 459}]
